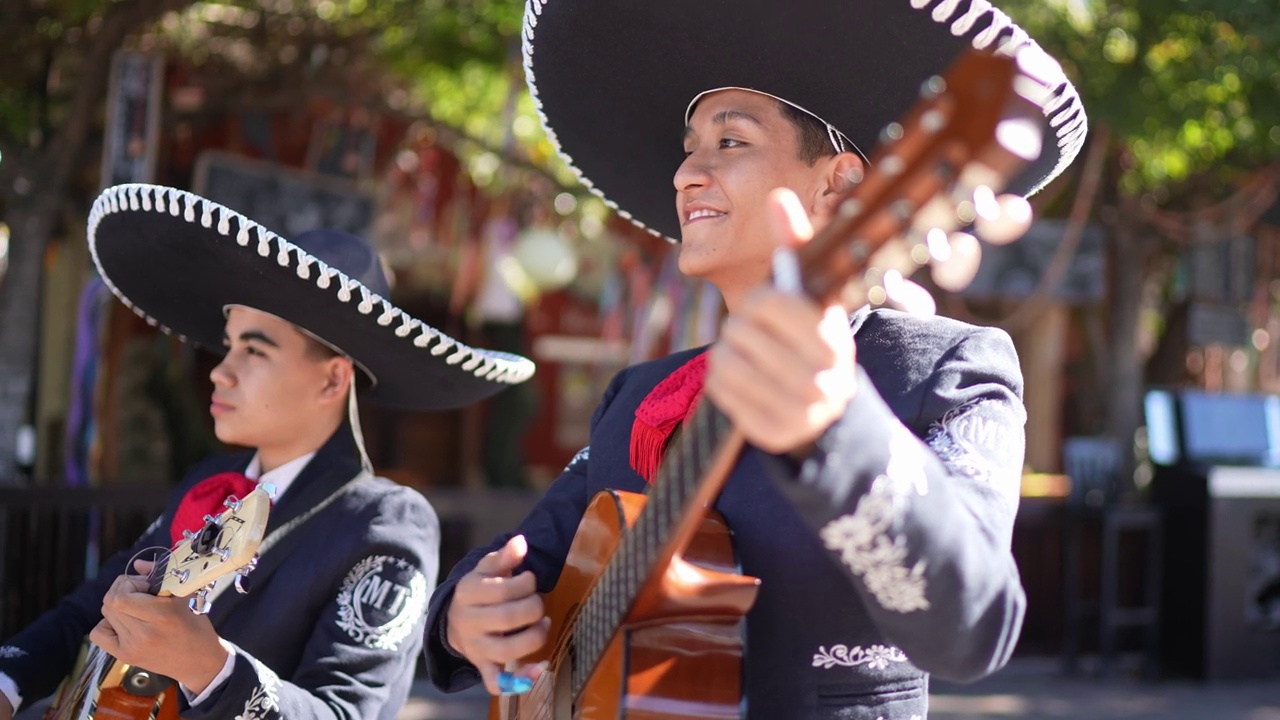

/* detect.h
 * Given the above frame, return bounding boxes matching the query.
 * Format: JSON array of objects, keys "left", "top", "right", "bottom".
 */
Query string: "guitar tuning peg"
[
  {"left": 920, "top": 75, "right": 946, "bottom": 99},
  {"left": 223, "top": 495, "right": 243, "bottom": 512},
  {"left": 973, "top": 189, "right": 1033, "bottom": 246},
  {"left": 930, "top": 232, "right": 983, "bottom": 292},
  {"left": 215, "top": 546, "right": 231, "bottom": 562},
  {"left": 230, "top": 551, "right": 260, "bottom": 594},
  {"left": 879, "top": 122, "right": 905, "bottom": 144},
  {"left": 925, "top": 228, "right": 952, "bottom": 263},
  {"left": 202, "top": 514, "right": 221, "bottom": 526},
  {"left": 182, "top": 529, "right": 197, "bottom": 542},
  {"left": 882, "top": 271, "right": 937, "bottom": 316},
  {"left": 188, "top": 589, "right": 212, "bottom": 616}
]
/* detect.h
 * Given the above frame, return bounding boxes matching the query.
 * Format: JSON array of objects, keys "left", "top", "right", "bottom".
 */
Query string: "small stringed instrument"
[
  {"left": 44, "top": 485, "right": 271, "bottom": 720},
  {"left": 494, "top": 46, "right": 1057, "bottom": 720}
]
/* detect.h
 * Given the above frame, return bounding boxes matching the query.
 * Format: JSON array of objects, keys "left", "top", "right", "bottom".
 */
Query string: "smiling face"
[
  {"left": 674, "top": 90, "right": 852, "bottom": 307},
  {"left": 209, "top": 307, "right": 352, "bottom": 470}
]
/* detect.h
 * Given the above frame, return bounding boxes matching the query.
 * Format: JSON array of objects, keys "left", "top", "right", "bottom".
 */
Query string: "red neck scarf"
[
  {"left": 630, "top": 352, "right": 708, "bottom": 484},
  {"left": 169, "top": 472, "right": 260, "bottom": 545}
]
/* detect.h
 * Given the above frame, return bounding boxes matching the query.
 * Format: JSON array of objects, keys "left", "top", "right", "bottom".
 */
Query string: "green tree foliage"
[{"left": 1002, "top": 0, "right": 1280, "bottom": 197}]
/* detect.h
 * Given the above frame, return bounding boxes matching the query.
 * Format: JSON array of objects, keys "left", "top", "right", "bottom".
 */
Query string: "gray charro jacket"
[
  {"left": 0, "top": 425, "right": 437, "bottom": 720},
  {"left": 424, "top": 307, "right": 1028, "bottom": 719}
]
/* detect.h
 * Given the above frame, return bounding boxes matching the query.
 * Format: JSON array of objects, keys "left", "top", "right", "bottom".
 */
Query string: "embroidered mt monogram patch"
[{"left": 335, "top": 555, "right": 427, "bottom": 651}]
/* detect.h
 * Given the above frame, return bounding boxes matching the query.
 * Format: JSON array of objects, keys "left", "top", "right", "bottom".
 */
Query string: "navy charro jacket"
[
  {"left": 0, "top": 425, "right": 437, "bottom": 720},
  {"left": 424, "top": 307, "right": 1027, "bottom": 719}
]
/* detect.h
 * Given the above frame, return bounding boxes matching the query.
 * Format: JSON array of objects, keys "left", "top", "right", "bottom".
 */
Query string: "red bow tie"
[{"left": 169, "top": 472, "right": 261, "bottom": 546}]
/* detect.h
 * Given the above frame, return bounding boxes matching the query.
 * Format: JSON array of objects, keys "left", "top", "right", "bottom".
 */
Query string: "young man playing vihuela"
[
  {"left": 0, "top": 187, "right": 534, "bottom": 720},
  {"left": 423, "top": 0, "right": 1087, "bottom": 717}
]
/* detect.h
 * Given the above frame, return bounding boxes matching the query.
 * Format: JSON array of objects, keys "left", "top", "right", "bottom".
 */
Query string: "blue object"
[{"left": 497, "top": 671, "right": 534, "bottom": 695}]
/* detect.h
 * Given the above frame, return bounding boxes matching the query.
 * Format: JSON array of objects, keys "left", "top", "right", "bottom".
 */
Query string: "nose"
[
  {"left": 673, "top": 149, "right": 712, "bottom": 194},
  {"left": 210, "top": 356, "right": 234, "bottom": 388}
]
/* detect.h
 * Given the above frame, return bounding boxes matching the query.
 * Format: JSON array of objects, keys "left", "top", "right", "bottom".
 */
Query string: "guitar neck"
[{"left": 571, "top": 397, "right": 739, "bottom": 697}]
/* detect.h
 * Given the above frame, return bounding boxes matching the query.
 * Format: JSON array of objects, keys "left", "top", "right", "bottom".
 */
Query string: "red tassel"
[{"left": 629, "top": 352, "right": 708, "bottom": 483}]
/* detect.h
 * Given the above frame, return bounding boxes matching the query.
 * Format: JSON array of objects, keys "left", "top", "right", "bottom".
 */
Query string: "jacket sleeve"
[
  {"left": 180, "top": 487, "right": 439, "bottom": 720},
  {"left": 422, "top": 367, "right": 631, "bottom": 692},
  {"left": 0, "top": 455, "right": 230, "bottom": 708},
  {"left": 767, "top": 323, "right": 1027, "bottom": 683}
]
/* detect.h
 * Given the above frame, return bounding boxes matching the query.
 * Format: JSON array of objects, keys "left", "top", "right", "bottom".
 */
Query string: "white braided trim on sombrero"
[
  {"left": 522, "top": 0, "right": 1088, "bottom": 242},
  {"left": 86, "top": 184, "right": 535, "bottom": 386}
]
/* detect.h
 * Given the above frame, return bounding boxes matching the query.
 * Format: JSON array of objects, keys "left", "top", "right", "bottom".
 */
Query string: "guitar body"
[
  {"left": 493, "top": 489, "right": 759, "bottom": 719},
  {"left": 84, "top": 686, "right": 179, "bottom": 720},
  {"left": 44, "top": 647, "right": 179, "bottom": 720}
]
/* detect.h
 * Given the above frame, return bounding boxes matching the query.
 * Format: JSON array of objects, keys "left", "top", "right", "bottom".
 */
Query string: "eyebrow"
[
  {"left": 223, "top": 330, "right": 281, "bottom": 349},
  {"left": 682, "top": 109, "right": 766, "bottom": 142}
]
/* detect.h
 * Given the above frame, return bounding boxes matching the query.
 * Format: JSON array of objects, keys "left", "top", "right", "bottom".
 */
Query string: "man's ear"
[
  {"left": 813, "top": 152, "right": 865, "bottom": 216},
  {"left": 319, "top": 357, "right": 355, "bottom": 403}
]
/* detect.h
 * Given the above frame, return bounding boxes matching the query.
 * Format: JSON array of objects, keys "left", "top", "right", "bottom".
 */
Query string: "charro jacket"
[{"left": 423, "top": 307, "right": 1028, "bottom": 719}]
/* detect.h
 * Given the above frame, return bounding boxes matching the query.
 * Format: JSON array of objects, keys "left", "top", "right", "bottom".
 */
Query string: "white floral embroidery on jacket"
[
  {"left": 0, "top": 646, "right": 26, "bottom": 659},
  {"left": 812, "top": 643, "right": 908, "bottom": 670},
  {"left": 235, "top": 657, "right": 281, "bottom": 720},
  {"left": 820, "top": 425, "right": 931, "bottom": 613}
]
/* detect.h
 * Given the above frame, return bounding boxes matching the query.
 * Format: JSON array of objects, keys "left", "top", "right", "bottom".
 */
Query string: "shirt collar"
[{"left": 243, "top": 451, "right": 316, "bottom": 501}]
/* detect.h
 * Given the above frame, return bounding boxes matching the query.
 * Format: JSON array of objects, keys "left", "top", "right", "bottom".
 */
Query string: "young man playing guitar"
[
  {"left": 0, "top": 193, "right": 534, "bottom": 720},
  {"left": 424, "top": 0, "right": 1086, "bottom": 718}
]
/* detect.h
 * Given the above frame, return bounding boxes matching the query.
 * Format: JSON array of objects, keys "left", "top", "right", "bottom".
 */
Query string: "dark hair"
[
  {"left": 778, "top": 101, "right": 839, "bottom": 166},
  {"left": 303, "top": 334, "right": 340, "bottom": 361},
  {"left": 303, "top": 335, "right": 374, "bottom": 392}
]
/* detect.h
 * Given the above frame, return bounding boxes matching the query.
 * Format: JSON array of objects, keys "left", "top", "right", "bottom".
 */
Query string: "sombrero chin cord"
[{"left": 347, "top": 380, "right": 373, "bottom": 473}]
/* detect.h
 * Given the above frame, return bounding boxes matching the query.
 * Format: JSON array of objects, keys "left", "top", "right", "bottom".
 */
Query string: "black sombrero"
[
  {"left": 522, "top": 0, "right": 1088, "bottom": 242},
  {"left": 87, "top": 184, "right": 535, "bottom": 412}
]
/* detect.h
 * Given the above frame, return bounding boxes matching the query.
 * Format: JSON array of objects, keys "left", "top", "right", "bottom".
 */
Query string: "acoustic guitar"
[
  {"left": 493, "top": 45, "right": 1058, "bottom": 720},
  {"left": 43, "top": 484, "right": 270, "bottom": 720}
]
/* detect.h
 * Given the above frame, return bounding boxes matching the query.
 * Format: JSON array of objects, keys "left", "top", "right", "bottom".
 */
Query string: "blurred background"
[{"left": 0, "top": 0, "right": 1278, "bottom": 716}]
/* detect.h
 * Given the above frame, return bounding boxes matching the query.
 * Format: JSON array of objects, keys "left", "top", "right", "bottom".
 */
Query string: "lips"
[{"left": 210, "top": 397, "right": 235, "bottom": 415}]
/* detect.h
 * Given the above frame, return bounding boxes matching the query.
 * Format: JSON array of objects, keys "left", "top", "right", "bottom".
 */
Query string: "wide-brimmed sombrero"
[
  {"left": 523, "top": 0, "right": 1088, "bottom": 241},
  {"left": 87, "top": 184, "right": 535, "bottom": 411}
]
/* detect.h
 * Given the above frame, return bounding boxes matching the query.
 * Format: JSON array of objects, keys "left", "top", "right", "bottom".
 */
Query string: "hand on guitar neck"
[
  {"left": 445, "top": 535, "right": 550, "bottom": 695},
  {"left": 88, "top": 559, "right": 232, "bottom": 697}
]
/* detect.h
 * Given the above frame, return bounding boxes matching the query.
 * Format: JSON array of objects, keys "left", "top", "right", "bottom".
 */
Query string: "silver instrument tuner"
[
  {"left": 234, "top": 554, "right": 260, "bottom": 594},
  {"left": 188, "top": 588, "right": 213, "bottom": 616}
]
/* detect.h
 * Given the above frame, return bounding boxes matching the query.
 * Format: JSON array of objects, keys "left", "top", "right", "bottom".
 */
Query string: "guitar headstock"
[
  {"left": 156, "top": 484, "right": 270, "bottom": 605},
  {"left": 799, "top": 47, "right": 1055, "bottom": 308}
]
